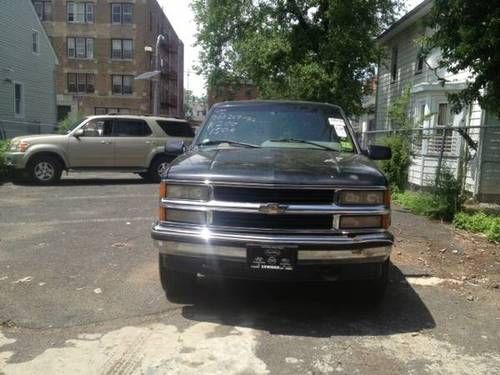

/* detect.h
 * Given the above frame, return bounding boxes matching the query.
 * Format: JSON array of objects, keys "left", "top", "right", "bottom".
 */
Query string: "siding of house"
[
  {"left": 374, "top": 6, "right": 487, "bottom": 196},
  {"left": 0, "top": 0, "right": 58, "bottom": 138}
]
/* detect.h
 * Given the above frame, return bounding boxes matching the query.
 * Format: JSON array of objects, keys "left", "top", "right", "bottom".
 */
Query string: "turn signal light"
[{"left": 159, "top": 182, "right": 167, "bottom": 221}]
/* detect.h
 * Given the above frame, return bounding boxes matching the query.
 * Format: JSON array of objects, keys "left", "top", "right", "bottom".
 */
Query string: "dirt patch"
[{"left": 391, "top": 208, "right": 500, "bottom": 290}]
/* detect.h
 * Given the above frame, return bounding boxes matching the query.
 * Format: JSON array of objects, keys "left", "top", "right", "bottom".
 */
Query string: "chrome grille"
[
  {"left": 212, "top": 212, "right": 333, "bottom": 230},
  {"left": 213, "top": 186, "right": 334, "bottom": 204}
]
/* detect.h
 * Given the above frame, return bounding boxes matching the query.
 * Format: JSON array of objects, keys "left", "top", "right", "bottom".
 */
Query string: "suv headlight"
[
  {"left": 338, "top": 190, "right": 385, "bottom": 205},
  {"left": 167, "top": 184, "right": 210, "bottom": 201},
  {"left": 10, "top": 141, "right": 30, "bottom": 152}
]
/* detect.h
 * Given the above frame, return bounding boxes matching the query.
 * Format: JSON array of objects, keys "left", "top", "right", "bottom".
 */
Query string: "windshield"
[
  {"left": 67, "top": 118, "right": 88, "bottom": 133},
  {"left": 196, "top": 103, "right": 356, "bottom": 152}
]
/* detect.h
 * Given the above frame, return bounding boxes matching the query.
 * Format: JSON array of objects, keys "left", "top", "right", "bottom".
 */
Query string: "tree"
[
  {"left": 192, "top": 0, "right": 402, "bottom": 115},
  {"left": 424, "top": 0, "right": 500, "bottom": 114}
]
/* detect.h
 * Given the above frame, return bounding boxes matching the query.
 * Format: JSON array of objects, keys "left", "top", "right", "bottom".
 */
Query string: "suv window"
[
  {"left": 81, "top": 119, "right": 113, "bottom": 137},
  {"left": 157, "top": 120, "right": 195, "bottom": 137},
  {"left": 112, "top": 119, "right": 152, "bottom": 137}
]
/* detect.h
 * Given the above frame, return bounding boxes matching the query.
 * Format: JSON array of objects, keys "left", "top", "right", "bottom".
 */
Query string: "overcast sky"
[{"left": 159, "top": 0, "right": 426, "bottom": 98}]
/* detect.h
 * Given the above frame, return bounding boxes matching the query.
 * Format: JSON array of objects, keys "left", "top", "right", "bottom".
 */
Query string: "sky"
[{"left": 160, "top": 0, "right": 426, "bottom": 98}]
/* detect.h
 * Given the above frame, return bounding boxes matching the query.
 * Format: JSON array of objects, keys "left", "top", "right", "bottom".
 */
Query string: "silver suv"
[{"left": 5, "top": 115, "right": 194, "bottom": 184}]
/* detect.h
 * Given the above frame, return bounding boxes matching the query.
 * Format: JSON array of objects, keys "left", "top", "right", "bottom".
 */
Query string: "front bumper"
[
  {"left": 4, "top": 152, "right": 27, "bottom": 169},
  {"left": 152, "top": 222, "right": 393, "bottom": 266}
]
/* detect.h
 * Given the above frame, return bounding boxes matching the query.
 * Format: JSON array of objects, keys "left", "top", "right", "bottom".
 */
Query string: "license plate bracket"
[{"left": 247, "top": 245, "right": 297, "bottom": 271}]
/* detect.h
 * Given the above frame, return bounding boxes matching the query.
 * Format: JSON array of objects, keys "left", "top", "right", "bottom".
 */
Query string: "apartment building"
[{"left": 32, "top": 0, "right": 184, "bottom": 120}]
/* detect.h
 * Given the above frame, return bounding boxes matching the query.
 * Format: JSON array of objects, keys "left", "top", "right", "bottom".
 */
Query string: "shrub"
[
  {"left": 381, "top": 135, "right": 412, "bottom": 191},
  {"left": 428, "top": 168, "right": 464, "bottom": 221},
  {"left": 454, "top": 212, "right": 500, "bottom": 242},
  {"left": 0, "top": 140, "right": 10, "bottom": 180}
]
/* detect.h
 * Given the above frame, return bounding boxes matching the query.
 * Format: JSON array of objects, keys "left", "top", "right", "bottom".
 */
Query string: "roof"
[
  {"left": 213, "top": 100, "right": 343, "bottom": 111},
  {"left": 377, "top": 0, "right": 433, "bottom": 43},
  {"left": 87, "top": 115, "right": 188, "bottom": 122}
]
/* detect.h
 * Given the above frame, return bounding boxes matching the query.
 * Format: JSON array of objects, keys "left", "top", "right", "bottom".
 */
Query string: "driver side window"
[{"left": 81, "top": 119, "right": 112, "bottom": 137}]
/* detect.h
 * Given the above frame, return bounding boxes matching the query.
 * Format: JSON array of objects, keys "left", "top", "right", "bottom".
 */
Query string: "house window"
[
  {"left": 67, "top": 2, "right": 94, "bottom": 24},
  {"left": 95, "top": 107, "right": 130, "bottom": 115},
  {"left": 67, "top": 37, "right": 94, "bottom": 59},
  {"left": 112, "top": 75, "right": 133, "bottom": 95},
  {"left": 111, "top": 39, "right": 133, "bottom": 59},
  {"left": 32, "top": 31, "right": 40, "bottom": 54},
  {"left": 429, "top": 103, "right": 454, "bottom": 154},
  {"left": 33, "top": 1, "right": 52, "bottom": 21},
  {"left": 67, "top": 73, "right": 95, "bottom": 93},
  {"left": 111, "top": 3, "right": 134, "bottom": 24},
  {"left": 14, "top": 83, "right": 24, "bottom": 117},
  {"left": 416, "top": 50, "right": 424, "bottom": 74},
  {"left": 391, "top": 46, "right": 398, "bottom": 83}
]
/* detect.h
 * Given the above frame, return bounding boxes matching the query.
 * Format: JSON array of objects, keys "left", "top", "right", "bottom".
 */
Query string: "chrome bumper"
[
  {"left": 4, "top": 152, "right": 27, "bottom": 169},
  {"left": 151, "top": 223, "right": 393, "bottom": 264}
]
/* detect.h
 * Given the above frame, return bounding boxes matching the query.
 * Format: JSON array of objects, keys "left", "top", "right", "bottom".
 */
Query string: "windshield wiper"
[
  {"left": 267, "top": 138, "right": 339, "bottom": 151},
  {"left": 198, "top": 140, "right": 260, "bottom": 148}
]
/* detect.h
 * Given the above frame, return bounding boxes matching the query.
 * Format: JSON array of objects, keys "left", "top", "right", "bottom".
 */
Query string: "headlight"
[
  {"left": 167, "top": 184, "right": 210, "bottom": 201},
  {"left": 338, "top": 190, "right": 385, "bottom": 205},
  {"left": 9, "top": 141, "right": 30, "bottom": 152},
  {"left": 339, "top": 215, "right": 383, "bottom": 229}
]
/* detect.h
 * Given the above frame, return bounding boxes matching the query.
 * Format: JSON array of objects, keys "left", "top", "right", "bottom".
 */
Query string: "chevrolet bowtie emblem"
[{"left": 258, "top": 203, "right": 289, "bottom": 215}]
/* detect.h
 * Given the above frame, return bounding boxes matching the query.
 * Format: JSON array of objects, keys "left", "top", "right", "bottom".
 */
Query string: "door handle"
[
  {"left": 100, "top": 141, "right": 112, "bottom": 144},
  {"left": 145, "top": 141, "right": 152, "bottom": 144}
]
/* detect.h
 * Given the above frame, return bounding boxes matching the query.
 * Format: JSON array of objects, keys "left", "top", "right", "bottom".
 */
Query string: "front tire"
[
  {"left": 364, "top": 259, "right": 390, "bottom": 305},
  {"left": 148, "top": 156, "right": 171, "bottom": 182},
  {"left": 28, "top": 156, "right": 62, "bottom": 185},
  {"left": 159, "top": 255, "right": 196, "bottom": 302}
]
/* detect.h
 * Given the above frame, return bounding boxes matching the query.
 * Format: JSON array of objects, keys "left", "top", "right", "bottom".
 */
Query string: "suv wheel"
[
  {"left": 159, "top": 255, "right": 196, "bottom": 303},
  {"left": 364, "top": 259, "right": 390, "bottom": 305},
  {"left": 149, "top": 156, "right": 171, "bottom": 182},
  {"left": 28, "top": 156, "right": 62, "bottom": 184}
]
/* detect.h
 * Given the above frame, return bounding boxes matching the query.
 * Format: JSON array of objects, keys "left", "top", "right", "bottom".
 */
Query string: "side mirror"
[
  {"left": 365, "top": 145, "right": 392, "bottom": 160},
  {"left": 165, "top": 140, "right": 187, "bottom": 155},
  {"left": 74, "top": 129, "right": 84, "bottom": 138}
]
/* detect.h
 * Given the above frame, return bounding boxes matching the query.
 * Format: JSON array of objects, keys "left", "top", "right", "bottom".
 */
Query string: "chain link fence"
[{"left": 0, "top": 119, "right": 57, "bottom": 140}]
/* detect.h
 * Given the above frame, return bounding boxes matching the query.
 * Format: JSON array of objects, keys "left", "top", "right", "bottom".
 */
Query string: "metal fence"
[{"left": 0, "top": 119, "right": 57, "bottom": 140}]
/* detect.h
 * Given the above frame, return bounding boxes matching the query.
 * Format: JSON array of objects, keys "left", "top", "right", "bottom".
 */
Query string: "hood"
[
  {"left": 167, "top": 147, "right": 387, "bottom": 186},
  {"left": 11, "top": 134, "right": 67, "bottom": 144}
]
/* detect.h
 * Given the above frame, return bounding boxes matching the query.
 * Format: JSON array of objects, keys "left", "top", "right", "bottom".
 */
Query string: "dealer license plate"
[{"left": 247, "top": 245, "right": 297, "bottom": 271}]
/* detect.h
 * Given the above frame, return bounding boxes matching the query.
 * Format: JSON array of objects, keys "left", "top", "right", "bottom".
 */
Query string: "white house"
[{"left": 373, "top": 0, "right": 500, "bottom": 203}]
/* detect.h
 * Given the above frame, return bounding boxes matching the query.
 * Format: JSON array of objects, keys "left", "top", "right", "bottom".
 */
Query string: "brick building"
[{"left": 32, "top": 0, "right": 184, "bottom": 120}]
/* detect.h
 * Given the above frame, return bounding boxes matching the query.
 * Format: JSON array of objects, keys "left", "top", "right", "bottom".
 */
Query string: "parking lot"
[{"left": 1, "top": 173, "right": 499, "bottom": 374}]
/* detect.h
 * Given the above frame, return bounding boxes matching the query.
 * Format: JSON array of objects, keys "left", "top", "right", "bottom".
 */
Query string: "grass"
[
  {"left": 453, "top": 212, "right": 500, "bottom": 242},
  {"left": 394, "top": 190, "right": 500, "bottom": 243},
  {"left": 393, "top": 190, "right": 436, "bottom": 217}
]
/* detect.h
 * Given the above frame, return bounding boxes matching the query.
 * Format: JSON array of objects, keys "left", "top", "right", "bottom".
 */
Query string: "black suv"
[{"left": 151, "top": 101, "right": 393, "bottom": 302}]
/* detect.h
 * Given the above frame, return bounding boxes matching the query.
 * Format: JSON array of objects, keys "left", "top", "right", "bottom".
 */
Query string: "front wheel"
[
  {"left": 159, "top": 255, "right": 196, "bottom": 303},
  {"left": 28, "top": 156, "right": 62, "bottom": 185},
  {"left": 364, "top": 259, "right": 390, "bottom": 305},
  {"left": 148, "top": 156, "right": 171, "bottom": 182}
]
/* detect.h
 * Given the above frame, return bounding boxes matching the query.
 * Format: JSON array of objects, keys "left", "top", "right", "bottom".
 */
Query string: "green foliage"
[
  {"left": 192, "top": 0, "right": 403, "bottom": 115},
  {"left": 393, "top": 170, "right": 463, "bottom": 222},
  {"left": 428, "top": 168, "right": 464, "bottom": 221},
  {"left": 380, "top": 86, "right": 412, "bottom": 190},
  {"left": 0, "top": 140, "right": 10, "bottom": 180},
  {"left": 393, "top": 190, "right": 436, "bottom": 216},
  {"left": 58, "top": 112, "right": 84, "bottom": 134},
  {"left": 454, "top": 212, "right": 500, "bottom": 242},
  {"left": 381, "top": 135, "right": 411, "bottom": 191},
  {"left": 423, "top": 0, "right": 500, "bottom": 115}
]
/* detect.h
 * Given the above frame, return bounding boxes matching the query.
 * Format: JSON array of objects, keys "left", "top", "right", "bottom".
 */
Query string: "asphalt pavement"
[{"left": 0, "top": 173, "right": 499, "bottom": 374}]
